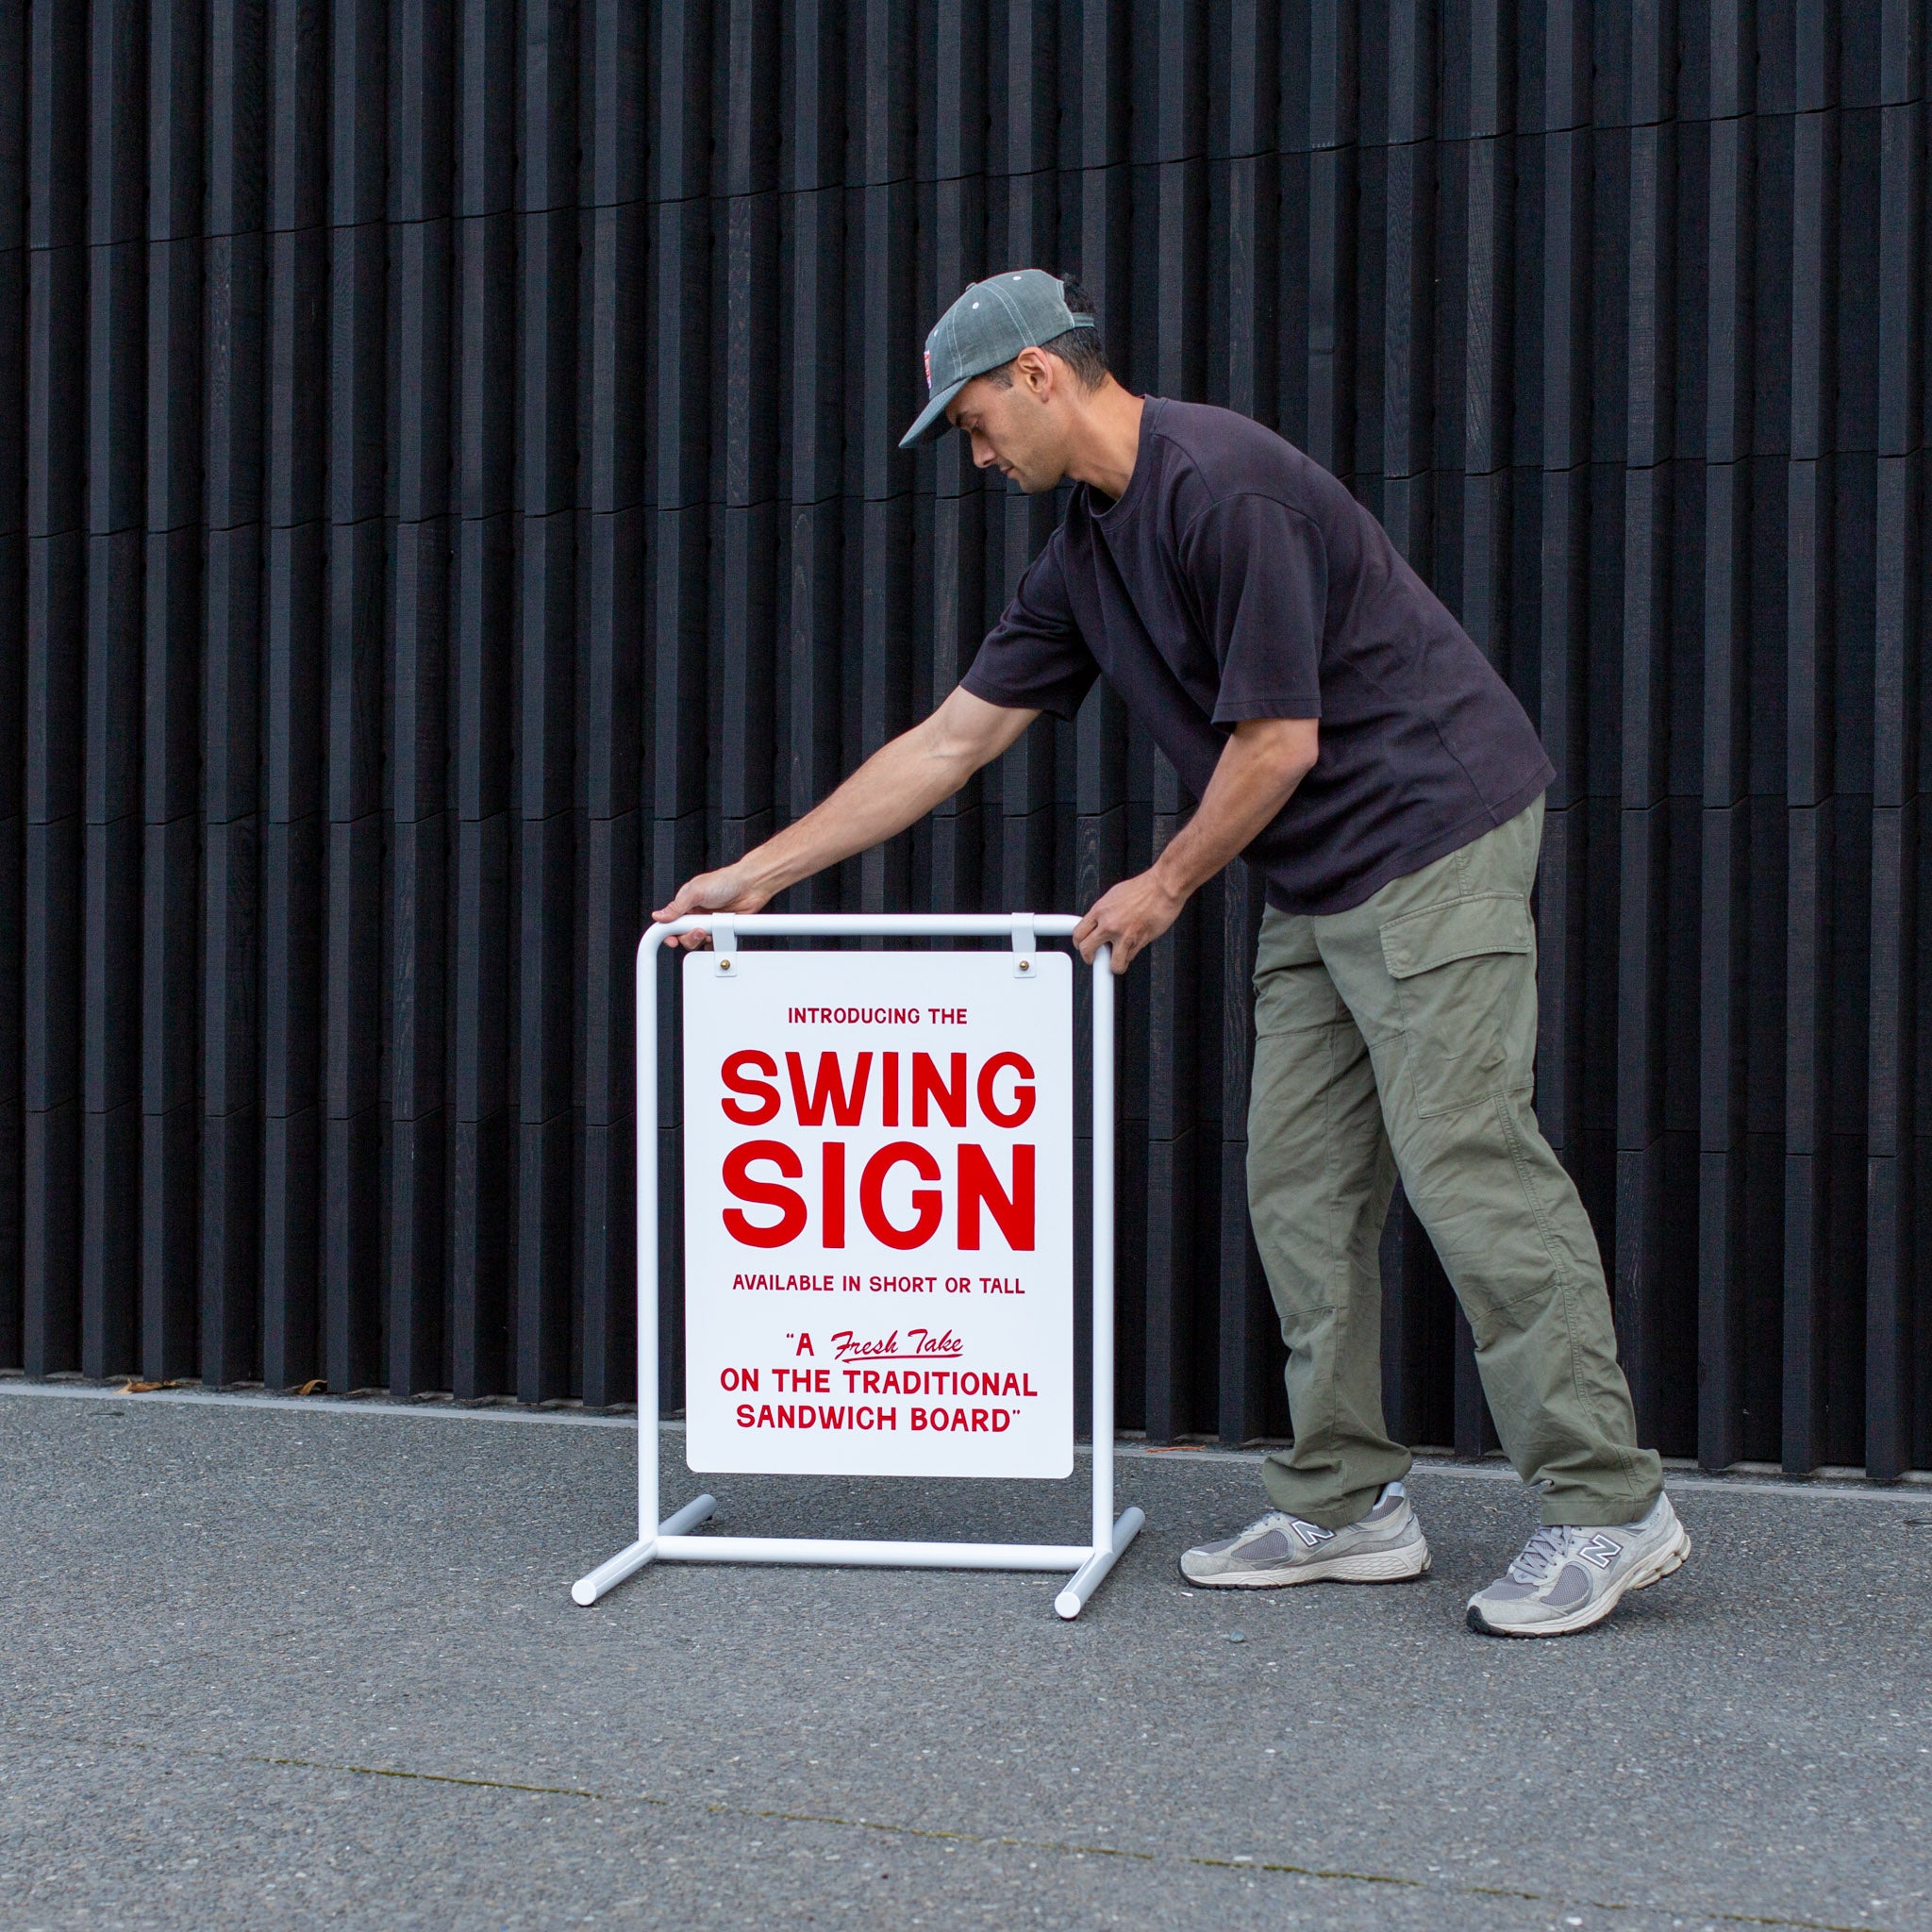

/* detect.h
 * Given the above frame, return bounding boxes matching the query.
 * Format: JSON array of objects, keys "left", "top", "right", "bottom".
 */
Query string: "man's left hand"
[
  {"left": 1074, "top": 869, "right": 1187, "bottom": 973},
  {"left": 1070, "top": 717, "right": 1318, "bottom": 974}
]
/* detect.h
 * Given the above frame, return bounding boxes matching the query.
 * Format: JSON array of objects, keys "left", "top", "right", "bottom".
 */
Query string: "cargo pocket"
[{"left": 1378, "top": 893, "right": 1536, "bottom": 1118}]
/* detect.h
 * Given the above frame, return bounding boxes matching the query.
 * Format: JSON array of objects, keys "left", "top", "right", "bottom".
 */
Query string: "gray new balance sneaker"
[
  {"left": 1466, "top": 1491, "right": 1690, "bottom": 1638},
  {"left": 1179, "top": 1482, "right": 1431, "bottom": 1588}
]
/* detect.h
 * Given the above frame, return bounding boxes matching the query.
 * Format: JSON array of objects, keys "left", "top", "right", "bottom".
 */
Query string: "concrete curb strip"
[{"left": 2, "top": 1375, "right": 1924, "bottom": 1506}]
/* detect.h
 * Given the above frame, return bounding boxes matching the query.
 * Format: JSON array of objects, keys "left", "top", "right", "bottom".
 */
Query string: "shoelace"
[
  {"left": 1241, "top": 1511, "right": 1297, "bottom": 1538},
  {"left": 1245, "top": 1509, "right": 1332, "bottom": 1546},
  {"left": 1504, "top": 1524, "right": 1588, "bottom": 1588}
]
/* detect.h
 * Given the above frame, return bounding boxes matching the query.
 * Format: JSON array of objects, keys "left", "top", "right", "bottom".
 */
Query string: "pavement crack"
[{"left": 263, "top": 1754, "right": 615, "bottom": 1803}]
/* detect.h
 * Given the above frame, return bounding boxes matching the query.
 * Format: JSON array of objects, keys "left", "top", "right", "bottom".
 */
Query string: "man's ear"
[{"left": 1017, "top": 346, "right": 1056, "bottom": 402}]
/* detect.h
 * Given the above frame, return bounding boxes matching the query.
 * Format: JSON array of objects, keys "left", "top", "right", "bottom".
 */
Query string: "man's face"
[{"left": 944, "top": 354, "right": 1072, "bottom": 494}]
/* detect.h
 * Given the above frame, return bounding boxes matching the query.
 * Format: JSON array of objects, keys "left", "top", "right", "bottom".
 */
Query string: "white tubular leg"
[
  {"left": 572, "top": 1540, "right": 652, "bottom": 1607},
  {"left": 1054, "top": 1507, "right": 1145, "bottom": 1621},
  {"left": 660, "top": 1492, "right": 720, "bottom": 1539},
  {"left": 637, "top": 931, "right": 664, "bottom": 1565},
  {"left": 1090, "top": 948, "right": 1116, "bottom": 1556},
  {"left": 656, "top": 1534, "right": 1091, "bottom": 1571}
]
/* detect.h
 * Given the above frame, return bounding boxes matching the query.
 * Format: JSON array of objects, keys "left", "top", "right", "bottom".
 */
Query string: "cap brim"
[{"left": 899, "top": 375, "right": 972, "bottom": 448}]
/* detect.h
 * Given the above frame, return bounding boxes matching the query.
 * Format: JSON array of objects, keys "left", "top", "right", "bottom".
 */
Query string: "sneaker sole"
[
  {"left": 1179, "top": 1539, "right": 1433, "bottom": 1590},
  {"left": 1464, "top": 1523, "right": 1692, "bottom": 1639}
]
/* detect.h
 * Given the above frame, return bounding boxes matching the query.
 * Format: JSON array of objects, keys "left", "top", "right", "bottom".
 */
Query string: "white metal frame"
[{"left": 571, "top": 913, "right": 1144, "bottom": 1620}]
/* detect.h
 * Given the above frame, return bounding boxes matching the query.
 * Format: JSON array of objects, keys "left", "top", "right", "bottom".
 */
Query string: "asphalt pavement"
[{"left": 0, "top": 1381, "right": 1926, "bottom": 1932}]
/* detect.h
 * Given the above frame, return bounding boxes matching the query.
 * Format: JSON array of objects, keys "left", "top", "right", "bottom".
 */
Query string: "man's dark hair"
[{"left": 987, "top": 275, "right": 1109, "bottom": 392}]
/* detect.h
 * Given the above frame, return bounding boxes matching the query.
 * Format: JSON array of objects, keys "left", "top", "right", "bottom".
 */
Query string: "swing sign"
[{"left": 682, "top": 948, "right": 1074, "bottom": 1479}]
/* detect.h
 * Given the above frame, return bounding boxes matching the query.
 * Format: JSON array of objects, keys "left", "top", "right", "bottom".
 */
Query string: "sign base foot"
[
  {"left": 571, "top": 1500, "right": 1144, "bottom": 1618},
  {"left": 1054, "top": 1507, "right": 1144, "bottom": 1620},
  {"left": 572, "top": 1493, "right": 719, "bottom": 1605}
]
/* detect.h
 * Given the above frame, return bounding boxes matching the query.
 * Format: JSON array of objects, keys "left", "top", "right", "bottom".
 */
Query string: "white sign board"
[{"left": 681, "top": 948, "right": 1074, "bottom": 1478}]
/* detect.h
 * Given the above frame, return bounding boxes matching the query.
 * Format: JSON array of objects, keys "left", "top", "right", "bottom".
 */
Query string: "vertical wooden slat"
[
  {"left": 578, "top": 0, "right": 646, "bottom": 1407},
  {"left": 646, "top": 0, "right": 714, "bottom": 1412},
  {"left": 1697, "top": 0, "right": 1756, "bottom": 1471},
  {"left": 0, "top": 0, "right": 30, "bottom": 1366},
  {"left": 922, "top": 0, "right": 979, "bottom": 917},
  {"left": 648, "top": 0, "right": 711, "bottom": 929},
  {"left": 1142, "top": 755, "right": 1199, "bottom": 1441},
  {"left": 1864, "top": 2, "right": 1923, "bottom": 1479},
  {"left": 259, "top": 0, "right": 327, "bottom": 1391},
  {"left": 1376, "top": 0, "right": 1432, "bottom": 567},
  {"left": 200, "top": 0, "right": 267, "bottom": 1387},
  {"left": 851, "top": 0, "right": 915, "bottom": 916},
  {"left": 1454, "top": 1, "right": 1511, "bottom": 668},
  {"left": 1074, "top": 0, "right": 1128, "bottom": 435},
  {"left": 449, "top": 0, "right": 516, "bottom": 1399},
  {"left": 384, "top": 0, "right": 453, "bottom": 1395},
  {"left": 23, "top": 0, "right": 90, "bottom": 1374},
  {"left": 984, "top": 0, "right": 1055, "bottom": 917},
  {"left": 325, "top": 0, "right": 387, "bottom": 1393},
  {"left": 1299, "top": 0, "right": 1357, "bottom": 482},
  {"left": 1782, "top": 27, "right": 1839, "bottom": 1473},
  {"left": 718, "top": 0, "right": 779, "bottom": 891},
  {"left": 514, "top": 0, "right": 578, "bottom": 1402},
  {"left": 1217, "top": 1, "right": 1278, "bottom": 427},
  {"left": 141, "top": 0, "right": 203, "bottom": 1382},
  {"left": 83, "top": 0, "right": 148, "bottom": 1378}
]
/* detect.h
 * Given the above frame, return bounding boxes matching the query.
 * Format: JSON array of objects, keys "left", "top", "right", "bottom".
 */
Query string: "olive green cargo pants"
[{"left": 1246, "top": 796, "right": 1661, "bottom": 1531}]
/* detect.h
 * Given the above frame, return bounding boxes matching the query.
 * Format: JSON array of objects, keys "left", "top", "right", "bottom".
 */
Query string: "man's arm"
[
  {"left": 1073, "top": 717, "right": 1319, "bottom": 972},
  {"left": 652, "top": 686, "right": 1039, "bottom": 945}
]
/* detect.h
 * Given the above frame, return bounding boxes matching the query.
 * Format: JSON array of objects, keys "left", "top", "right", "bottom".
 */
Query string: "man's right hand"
[{"left": 651, "top": 867, "right": 771, "bottom": 948}]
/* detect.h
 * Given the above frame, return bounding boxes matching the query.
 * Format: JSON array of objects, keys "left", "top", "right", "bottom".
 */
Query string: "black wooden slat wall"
[{"left": 5, "top": 0, "right": 1929, "bottom": 1478}]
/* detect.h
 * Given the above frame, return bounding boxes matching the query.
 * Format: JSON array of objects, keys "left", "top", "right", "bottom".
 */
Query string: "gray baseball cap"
[{"left": 899, "top": 270, "right": 1096, "bottom": 447}]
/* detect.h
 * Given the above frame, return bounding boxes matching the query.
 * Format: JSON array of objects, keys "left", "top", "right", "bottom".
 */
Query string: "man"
[{"left": 656, "top": 269, "right": 1690, "bottom": 1639}]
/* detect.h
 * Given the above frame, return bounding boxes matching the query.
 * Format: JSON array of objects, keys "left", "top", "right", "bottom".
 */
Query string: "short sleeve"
[
  {"left": 960, "top": 528, "right": 1100, "bottom": 722},
  {"left": 1181, "top": 492, "right": 1327, "bottom": 724}
]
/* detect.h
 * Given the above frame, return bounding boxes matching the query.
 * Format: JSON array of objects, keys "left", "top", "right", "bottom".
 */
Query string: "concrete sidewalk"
[{"left": 0, "top": 1385, "right": 1926, "bottom": 1931}]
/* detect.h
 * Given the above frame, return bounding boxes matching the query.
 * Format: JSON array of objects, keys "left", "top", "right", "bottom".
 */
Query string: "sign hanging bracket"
[{"left": 1010, "top": 911, "right": 1037, "bottom": 979}]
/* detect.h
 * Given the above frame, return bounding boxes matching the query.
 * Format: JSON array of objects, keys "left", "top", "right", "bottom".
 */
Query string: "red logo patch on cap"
[{"left": 924, "top": 348, "right": 933, "bottom": 392}]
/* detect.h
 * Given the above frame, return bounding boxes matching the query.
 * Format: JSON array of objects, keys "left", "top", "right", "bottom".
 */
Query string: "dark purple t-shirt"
[{"left": 961, "top": 397, "right": 1554, "bottom": 916}]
